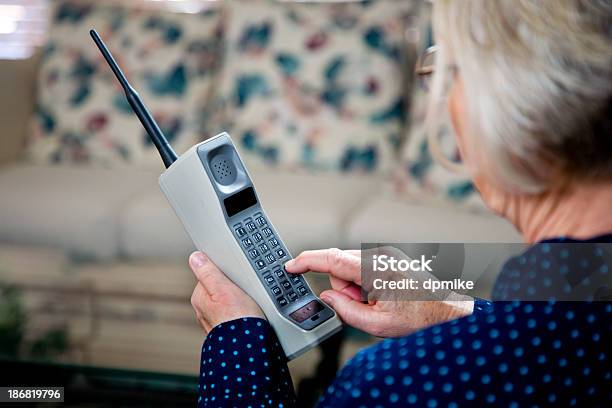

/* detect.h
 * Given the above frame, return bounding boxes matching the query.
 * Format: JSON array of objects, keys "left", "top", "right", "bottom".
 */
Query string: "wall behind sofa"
[{"left": 0, "top": 51, "right": 41, "bottom": 165}]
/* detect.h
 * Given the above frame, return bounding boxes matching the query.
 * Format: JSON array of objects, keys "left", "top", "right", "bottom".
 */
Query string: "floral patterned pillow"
[
  {"left": 27, "top": 1, "right": 223, "bottom": 167},
  {"left": 393, "top": 4, "right": 487, "bottom": 212},
  {"left": 205, "top": 0, "right": 420, "bottom": 174},
  {"left": 394, "top": 84, "right": 488, "bottom": 212}
]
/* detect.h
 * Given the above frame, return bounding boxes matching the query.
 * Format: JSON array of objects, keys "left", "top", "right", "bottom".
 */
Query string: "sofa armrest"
[{"left": 0, "top": 50, "right": 41, "bottom": 166}]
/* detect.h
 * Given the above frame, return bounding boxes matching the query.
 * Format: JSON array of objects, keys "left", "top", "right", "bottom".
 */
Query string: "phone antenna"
[{"left": 89, "top": 29, "right": 177, "bottom": 168}]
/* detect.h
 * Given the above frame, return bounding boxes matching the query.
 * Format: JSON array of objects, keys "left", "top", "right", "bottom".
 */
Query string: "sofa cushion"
[
  {"left": 0, "top": 164, "right": 156, "bottom": 260},
  {"left": 205, "top": 0, "right": 419, "bottom": 174},
  {"left": 118, "top": 187, "right": 195, "bottom": 260},
  {"left": 119, "top": 169, "right": 384, "bottom": 259},
  {"left": 346, "top": 196, "right": 522, "bottom": 246},
  {"left": 27, "top": 1, "right": 222, "bottom": 167}
]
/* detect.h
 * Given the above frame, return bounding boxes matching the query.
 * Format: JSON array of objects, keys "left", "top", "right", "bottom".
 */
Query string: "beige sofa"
[{"left": 0, "top": 52, "right": 521, "bottom": 377}]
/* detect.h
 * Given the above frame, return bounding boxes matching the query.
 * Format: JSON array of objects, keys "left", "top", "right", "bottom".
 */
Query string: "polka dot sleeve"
[
  {"left": 317, "top": 237, "right": 612, "bottom": 407},
  {"left": 473, "top": 298, "right": 493, "bottom": 314},
  {"left": 198, "top": 317, "right": 296, "bottom": 408}
]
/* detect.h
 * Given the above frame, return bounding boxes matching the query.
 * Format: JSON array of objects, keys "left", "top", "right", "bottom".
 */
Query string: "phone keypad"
[
  {"left": 233, "top": 212, "right": 313, "bottom": 310},
  {"left": 264, "top": 274, "right": 275, "bottom": 286}
]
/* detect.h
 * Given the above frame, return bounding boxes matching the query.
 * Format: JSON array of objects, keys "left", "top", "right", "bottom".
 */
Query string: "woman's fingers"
[
  {"left": 188, "top": 251, "right": 266, "bottom": 328},
  {"left": 319, "top": 289, "right": 381, "bottom": 334},
  {"left": 329, "top": 276, "right": 362, "bottom": 301},
  {"left": 285, "top": 248, "right": 361, "bottom": 284},
  {"left": 189, "top": 251, "right": 234, "bottom": 298}
]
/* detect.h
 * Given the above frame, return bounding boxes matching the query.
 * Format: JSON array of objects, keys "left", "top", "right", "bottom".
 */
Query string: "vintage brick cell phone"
[{"left": 90, "top": 30, "right": 342, "bottom": 359}]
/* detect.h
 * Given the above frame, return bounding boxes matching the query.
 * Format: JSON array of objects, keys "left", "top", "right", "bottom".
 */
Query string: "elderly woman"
[{"left": 190, "top": 1, "right": 611, "bottom": 407}]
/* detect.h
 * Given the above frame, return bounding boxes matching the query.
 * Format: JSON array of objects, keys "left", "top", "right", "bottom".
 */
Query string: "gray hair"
[{"left": 428, "top": 0, "right": 612, "bottom": 192}]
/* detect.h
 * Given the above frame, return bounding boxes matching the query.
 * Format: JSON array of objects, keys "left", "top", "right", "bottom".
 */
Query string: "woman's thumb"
[{"left": 320, "top": 290, "right": 377, "bottom": 333}]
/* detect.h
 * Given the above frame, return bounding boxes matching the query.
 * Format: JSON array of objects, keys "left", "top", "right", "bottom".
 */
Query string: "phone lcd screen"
[
  {"left": 289, "top": 300, "right": 324, "bottom": 323},
  {"left": 224, "top": 187, "right": 258, "bottom": 217}
]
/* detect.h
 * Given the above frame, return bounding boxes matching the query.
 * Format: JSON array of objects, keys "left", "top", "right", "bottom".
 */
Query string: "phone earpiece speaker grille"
[{"left": 211, "top": 154, "right": 237, "bottom": 185}]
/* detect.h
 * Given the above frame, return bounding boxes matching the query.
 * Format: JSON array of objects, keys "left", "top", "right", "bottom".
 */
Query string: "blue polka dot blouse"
[{"left": 197, "top": 235, "right": 612, "bottom": 407}]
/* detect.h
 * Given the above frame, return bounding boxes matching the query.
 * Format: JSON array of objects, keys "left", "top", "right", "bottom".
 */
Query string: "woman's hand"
[
  {"left": 188, "top": 251, "right": 265, "bottom": 334},
  {"left": 285, "top": 248, "right": 474, "bottom": 338}
]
